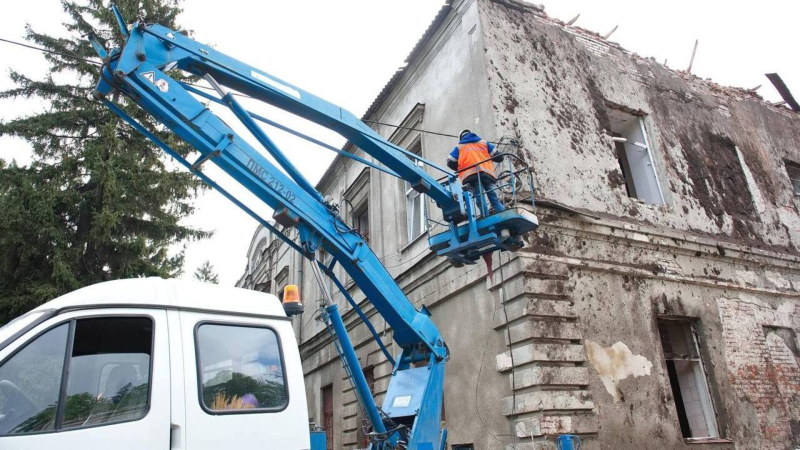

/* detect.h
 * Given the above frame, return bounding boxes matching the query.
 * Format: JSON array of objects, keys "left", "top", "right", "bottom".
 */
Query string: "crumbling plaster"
[{"left": 478, "top": 0, "right": 800, "bottom": 252}]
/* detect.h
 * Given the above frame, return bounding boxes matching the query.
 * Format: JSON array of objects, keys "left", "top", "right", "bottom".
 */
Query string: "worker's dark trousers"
[{"left": 463, "top": 175, "right": 505, "bottom": 215}]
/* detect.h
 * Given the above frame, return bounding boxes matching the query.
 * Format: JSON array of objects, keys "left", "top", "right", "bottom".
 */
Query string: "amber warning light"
[{"left": 282, "top": 284, "right": 304, "bottom": 317}]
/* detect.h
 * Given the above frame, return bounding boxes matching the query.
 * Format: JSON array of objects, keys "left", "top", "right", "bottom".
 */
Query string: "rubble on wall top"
[
  {"left": 488, "top": 0, "right": 798, "bottom": 117},
  {"left": 488, "top": 0, "right": 544, "bottom": 14}
]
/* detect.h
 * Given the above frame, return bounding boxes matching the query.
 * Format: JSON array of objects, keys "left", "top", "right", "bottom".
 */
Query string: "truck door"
[
  {"left": 179, "top": 311, "right": 309, "bottom": 450},
  {"left": 0, "top": 309, "right": 170, "bottom": 449}
]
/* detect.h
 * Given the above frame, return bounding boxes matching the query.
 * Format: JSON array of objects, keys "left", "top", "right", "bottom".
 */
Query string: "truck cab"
[{"left": 0, "top": 278, "right": 312, "bottom": 449}]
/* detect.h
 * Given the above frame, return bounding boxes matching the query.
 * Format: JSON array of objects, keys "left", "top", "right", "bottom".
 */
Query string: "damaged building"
[{"left": 237, "top": 0, "right": 800, "bottom": 448}]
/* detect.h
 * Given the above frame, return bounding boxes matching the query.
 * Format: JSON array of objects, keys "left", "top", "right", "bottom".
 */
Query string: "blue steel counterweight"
[{"left": 91, "top": 6, "right": 538, "bottom": 449}]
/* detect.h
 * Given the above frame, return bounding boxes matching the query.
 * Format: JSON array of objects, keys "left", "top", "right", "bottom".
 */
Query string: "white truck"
[{"left": 0, "top": 278, "right": 319, "bottom": 449}]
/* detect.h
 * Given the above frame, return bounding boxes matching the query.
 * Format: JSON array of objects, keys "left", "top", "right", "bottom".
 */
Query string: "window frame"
[
  {"left": 657, "top": 318, "right": 722, "bottom": 440},
  {"left": 353, "top": 201, "right": 370, "bottom": 244},
  {"left": 784, "top": 159, "right": 800, "bottom": 198},
  {"left": 275, "top": 266, "right": 289, "bottom": 301},
  {"left": 0, "top": 313, "right": 156, "bottom": 437},
  {"left": 404, "top": 139, "right": 428, "bottom": 243},
  {"left": 321, "top": 383, "right": 334, "bottom": 450},
  {"left": 606, "top": 105, "right": 666, "bottom": 205},
  {"left": 193, "top": 320, "right": 290, "bottom": 416}
]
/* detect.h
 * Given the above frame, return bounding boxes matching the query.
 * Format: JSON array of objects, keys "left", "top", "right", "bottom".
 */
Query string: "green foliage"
[
  {"left": 193, "top": 260, "right": 219, "bottom": 284},
  {"left": 0, "top": 0, "right": 210, "bottom": 323},
  {"left": 203, "top": 370, "right": 286, "bottom": 409},
  {"left": 10, "top": 403, "right": 57, "bottom": 434},
  {"left": 62, "top": 383, "right": 149, "bottom": 427},
  {"left": 8, "top": 383, "right": 150, "bottom": 433}
]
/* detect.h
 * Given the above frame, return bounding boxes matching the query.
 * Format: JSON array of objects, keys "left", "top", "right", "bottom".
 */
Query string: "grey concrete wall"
[{"left": 241, "top": 1, "right": 517, "bottom": 447}]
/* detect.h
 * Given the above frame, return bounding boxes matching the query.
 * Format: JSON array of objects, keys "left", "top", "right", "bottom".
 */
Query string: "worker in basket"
[{"left": 447, "top": 129, "right": 505, "bottom": 216}]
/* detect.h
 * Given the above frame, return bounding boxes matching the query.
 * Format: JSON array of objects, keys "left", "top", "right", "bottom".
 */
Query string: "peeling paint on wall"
[{"left": 585, "top": 340, "right": 653, "bottom": 403}]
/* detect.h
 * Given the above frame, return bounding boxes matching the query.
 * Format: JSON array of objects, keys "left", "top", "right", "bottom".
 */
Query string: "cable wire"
[
  {"left": 498, "top": 250, "right": 520, "bottom": 449},
  {"left": 363, "top": 119, "right": 460, "bottom": 139},
  {"left": 0, "top": 36, "right": 504, "bottom": 146},
  {"left": 472, "top": 251, "right": 519, "bottom": 448},
  {"left": 0, "top": 37, "right": 101, "bottom": 66}
]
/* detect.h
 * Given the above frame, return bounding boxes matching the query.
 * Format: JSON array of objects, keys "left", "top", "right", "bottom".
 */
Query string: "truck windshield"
[{"left": 0, "top": 310, "right": 56, "bottom": 348}]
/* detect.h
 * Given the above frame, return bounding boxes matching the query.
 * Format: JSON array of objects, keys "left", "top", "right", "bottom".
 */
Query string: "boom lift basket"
[{"left": 429, "top": 148, "right": 539, "bottom": 265}]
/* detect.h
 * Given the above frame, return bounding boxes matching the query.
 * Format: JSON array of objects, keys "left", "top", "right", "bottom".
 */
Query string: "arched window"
[{"left": 249, "top": 239, "right": 267, "bottom": 274}]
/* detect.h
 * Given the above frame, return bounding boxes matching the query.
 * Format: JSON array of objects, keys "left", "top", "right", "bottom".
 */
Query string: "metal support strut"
[{"left": 310, "top": 258, "right": 391, "bottom": 445}]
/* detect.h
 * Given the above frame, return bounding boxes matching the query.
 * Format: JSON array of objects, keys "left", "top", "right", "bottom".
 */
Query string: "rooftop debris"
[{"left": 491, "top": 0, "right": 798, "bottom": 116}]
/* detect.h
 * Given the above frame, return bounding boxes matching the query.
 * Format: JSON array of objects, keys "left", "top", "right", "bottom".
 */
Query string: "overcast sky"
[{"left": 1, "top": 0, "right": 797, "bottom": 285}]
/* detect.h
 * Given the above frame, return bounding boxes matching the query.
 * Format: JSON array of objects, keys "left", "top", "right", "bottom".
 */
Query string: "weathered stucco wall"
[
  {"left": 479, "top": 0, "right": 800, "bottom": 252},
  {"left": 239, "top": 1, "right": 800, "bottom": 449},
  {"left": 478, "top": 1, "right": 800, "bottom": 449}
]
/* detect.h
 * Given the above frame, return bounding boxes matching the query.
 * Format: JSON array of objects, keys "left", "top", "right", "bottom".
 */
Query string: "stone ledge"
[
  {"left": 505, "top": 320, "right": 582, "bottom": 345},
  {"left": 517, "top": 257, "right": 570, "bottom": 279},
  {"left": 514, "top": 413, "right": 600, "bottom": 438},
  {"left": 501, "top": 390, "right": 595, "bottom": 415},
  {"left": 342, "top": 417, "right": 359, "bottom": 432},
  {"left": 496, "top": 343, "right": 586, "bottom": 371},
  {"left": 511, "top": 366, "right": 590, "bottom": 389},
  {"left": 496, "top": 276, "right": 572, "bottom": 302},
  {"left": 342, "top": 430, "right": 358, "bottom": 445},
  {"left": 507, "top": 437, "right": 599, "bottom": 450},
  {"left": 493, "top": 297, "right": 576, "bottom": 328},
  {"left": 342, "top": 404, "right": 359, "bottom": 419}
]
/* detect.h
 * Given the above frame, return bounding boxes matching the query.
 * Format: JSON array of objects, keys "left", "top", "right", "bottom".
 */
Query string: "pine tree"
[
  {"left": 193, "top": 261, "right": 219, "bottom": 284},
  {"left": 0, "top": 0, "right": 210, "bottom": 323}
]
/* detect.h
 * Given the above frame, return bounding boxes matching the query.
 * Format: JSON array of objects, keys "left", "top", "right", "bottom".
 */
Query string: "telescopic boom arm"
[{"left": 91, "top": 7, "right": 537, "bottom": 449}]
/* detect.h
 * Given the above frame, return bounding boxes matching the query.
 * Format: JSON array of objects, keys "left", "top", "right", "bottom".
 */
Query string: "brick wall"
[{"left": 718, "top": 296, "right": 800, "bottom": 449}]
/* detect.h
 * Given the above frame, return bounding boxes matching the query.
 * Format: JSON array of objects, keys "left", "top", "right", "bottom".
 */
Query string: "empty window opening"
[
  {"left": 785, "top": 160, "right": 800, "bottom": 198},
  {"left": 607, "top": 107, "right": 665, "bottom": 205},
  {"left": 344, "top": 169, "right": 370, "bottom": 245},
  {"left": 452, "top": 444, "right": 475, "bottom": 450},
  {"left": 275, "top": 266, "right": 288, "bottom": 301},
  {"left": 322, "top": 384, "right": 334, "bottom": 450},
  {"left": 354, "top": 202, "right": 370, "bottom": 244},
  {"left": 658, "top": 319, "right": 719, "bottom": 439},
  {"left": 405, "top": 140, "right": 428, "bottom": 242},
  {"left": 318, "top": 247, "right": 330, "bottom": 265},
  {"left": 255, "top": 280, "right": 271, "bottom": 294}
]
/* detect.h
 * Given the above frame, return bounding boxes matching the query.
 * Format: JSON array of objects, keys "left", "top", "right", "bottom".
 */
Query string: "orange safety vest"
[{"left": 457, "top": 140, "right": 495, "bottom": 181}]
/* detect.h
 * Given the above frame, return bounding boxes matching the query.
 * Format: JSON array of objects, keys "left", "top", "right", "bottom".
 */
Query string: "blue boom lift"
[{"left": 90, "top": 6, "right": 539, "bottom": 449}]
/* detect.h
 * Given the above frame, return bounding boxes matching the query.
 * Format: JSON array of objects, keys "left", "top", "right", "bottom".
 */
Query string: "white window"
[
  {"left": 608, "top": 108, "right": 665, "bottom": 205},
  {"left": 0, "top": 316, "right": 153, "bottom": 436},
  {"left": 195, "top": 323, "right": 287, "bottom": 413},
  {"left": 62, "top": 317, "right": 152, "bottom": 428},
  {"left": 785, "top": 160, "right": 800, "bottom": 197},
  {"left": 405, "top": 141, "right": 427, "bottom": 242},
  {"left": 658, "top": 319, "right": 719, "bottom": 439}
]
